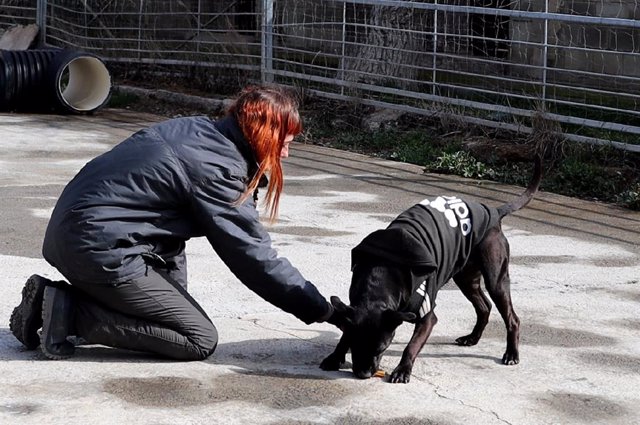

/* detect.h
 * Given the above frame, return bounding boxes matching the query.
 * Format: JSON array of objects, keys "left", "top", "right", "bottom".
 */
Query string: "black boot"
[
  {"left": 40, "top": 284, "right": 75, "bottom": 360},
  {"left": 9, "top": 274, "right": 52, "bottom": 349}
]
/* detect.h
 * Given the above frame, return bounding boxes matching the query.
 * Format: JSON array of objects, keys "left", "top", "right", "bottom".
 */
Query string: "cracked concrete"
[{"left": 1, "top": 109, "right": 639, "bottom": 425}]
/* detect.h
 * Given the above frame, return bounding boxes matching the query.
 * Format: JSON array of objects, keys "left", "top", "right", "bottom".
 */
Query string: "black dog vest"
[{"left": 351, "top": 195, "right": 500, "bottom": 321}]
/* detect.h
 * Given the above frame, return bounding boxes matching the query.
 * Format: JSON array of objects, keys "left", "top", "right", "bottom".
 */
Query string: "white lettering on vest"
[{"left": 420, "top": 196, "right": 472, "bottom": 236}]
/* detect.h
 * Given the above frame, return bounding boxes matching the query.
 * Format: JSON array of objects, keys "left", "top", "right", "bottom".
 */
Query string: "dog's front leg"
[
  {"left": 320, "top": 333, "right": 350, "bottom": 371},
  {"left": 389, "top": 311, "right": 438, "bottom": 384}
]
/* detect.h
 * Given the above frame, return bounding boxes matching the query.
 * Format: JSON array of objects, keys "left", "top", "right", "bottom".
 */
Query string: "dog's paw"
[
  {"left": 455, "top": 334, "right": 480, "bottom": 346},
  {"left": 389, "top": 365, "right": 412, "bottom": 384},
  {"left": 502, "top": 350, "right": 520, "bottom": 365},
  {"left": 320, "top": 353, "right": 344, "bottom": 371}
]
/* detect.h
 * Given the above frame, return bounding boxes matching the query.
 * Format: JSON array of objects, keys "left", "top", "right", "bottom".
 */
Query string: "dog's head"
[{"left": 329, "top": 295, "right": 415, "bottom": 379}]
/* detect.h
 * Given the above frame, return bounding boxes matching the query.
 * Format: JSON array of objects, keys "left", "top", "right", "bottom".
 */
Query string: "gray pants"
[{"left": 68, "top": 262, "right": 218, "bottom": 360}]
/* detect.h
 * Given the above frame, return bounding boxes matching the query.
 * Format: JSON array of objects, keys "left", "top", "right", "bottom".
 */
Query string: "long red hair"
[{"left": 229, "top": 85, "right": 302, "bottom": 221}]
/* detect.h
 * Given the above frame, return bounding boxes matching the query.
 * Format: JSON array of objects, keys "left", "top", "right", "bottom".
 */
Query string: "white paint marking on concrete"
[
  {"left": 287, "top": 173, "right": 392, "bottom": 181},
  {"left": 30, "top": 208, "right": 54, "bottom": 219}
]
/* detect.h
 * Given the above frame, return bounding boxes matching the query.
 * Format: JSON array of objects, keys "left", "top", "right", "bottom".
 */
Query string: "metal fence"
[{"left": 1, "top": 0, "right": 639, "bottom": 152}]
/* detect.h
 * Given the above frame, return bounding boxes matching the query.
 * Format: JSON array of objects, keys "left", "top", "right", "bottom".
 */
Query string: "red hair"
[{"left": 229, "top": 85, "right": 302, "bottom": 221}]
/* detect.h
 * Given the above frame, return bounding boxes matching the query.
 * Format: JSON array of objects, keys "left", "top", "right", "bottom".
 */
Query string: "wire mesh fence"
[
  {"left": 49, "top": 1, "right": 259, "bottom": 67},
  {"left": 0, "top": 0, "right": 36, "bottom": 28},
  {"left": 1, "top": 0, "right": 639, "bottom": 151},
  {"left": 266, "top": 0, "right": 640, "bottom": 152}
]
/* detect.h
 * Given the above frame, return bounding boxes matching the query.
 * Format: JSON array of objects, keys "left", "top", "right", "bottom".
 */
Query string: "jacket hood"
[
  {"left": 351, "top": 227, "right": 437, "bottom": 272},
  {"left": 215, "top": 116, "right": 255, "bottom": 170}
]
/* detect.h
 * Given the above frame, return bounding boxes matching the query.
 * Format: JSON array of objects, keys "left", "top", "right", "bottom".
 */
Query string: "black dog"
[{"left": 321, "top": 157, "right": 542, "bottom": 383}]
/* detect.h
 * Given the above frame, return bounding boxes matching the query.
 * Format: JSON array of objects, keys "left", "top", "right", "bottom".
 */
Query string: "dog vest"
[{"left": 351, "top": 195, "right": 500, "bottom": 321}]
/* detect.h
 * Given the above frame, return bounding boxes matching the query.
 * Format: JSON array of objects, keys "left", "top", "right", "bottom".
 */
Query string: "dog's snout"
[
  {"left": 353, "top": 356, "right": 380, "bottom": 379},
  {"left": 352, "top": 353, "right": 381, "bottom": 379},
  {"left": 354, "top": 369, "right": 373, "bottom": 379}
]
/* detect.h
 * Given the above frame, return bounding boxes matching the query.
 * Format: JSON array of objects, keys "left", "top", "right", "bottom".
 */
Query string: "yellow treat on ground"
[{"left": 373, "top": 370, "right": 385, "bottom": 378}]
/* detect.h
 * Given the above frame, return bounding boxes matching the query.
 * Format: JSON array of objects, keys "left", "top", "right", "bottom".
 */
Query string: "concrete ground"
[{"left": 0, "top": 109, "right": 639, "bottom": 425}]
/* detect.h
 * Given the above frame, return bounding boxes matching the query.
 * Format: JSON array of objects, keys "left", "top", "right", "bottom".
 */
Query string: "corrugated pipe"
[{"left": 0, "top": 49, "right": 111, "bottom": 114}]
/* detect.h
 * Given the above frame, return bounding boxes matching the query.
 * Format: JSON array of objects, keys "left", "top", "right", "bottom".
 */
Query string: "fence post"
[
  {"left": 261, "top": 0, "right": 274, "bottom": 83},
  {"left": 36, "top": 0, "right": 47, "bottom": 46}
]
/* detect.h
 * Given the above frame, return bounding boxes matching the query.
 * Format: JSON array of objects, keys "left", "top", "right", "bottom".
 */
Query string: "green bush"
[
  {"left": 550, "top": 158, "right": 619, "bottom": 198},
  {"left": 428, "top": 151, "right": 496, "bottom": 180},
  {"left": 616, "top": 183, "right": 640, "bottom": 210}
]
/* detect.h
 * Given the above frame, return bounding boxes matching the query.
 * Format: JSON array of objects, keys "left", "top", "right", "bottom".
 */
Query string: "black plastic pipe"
[{"left": 0, "top": 49, "right": 111, "bottom": 114}]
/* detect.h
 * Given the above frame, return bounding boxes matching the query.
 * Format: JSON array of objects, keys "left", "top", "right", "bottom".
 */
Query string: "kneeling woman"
[{"left": 10, "top": 84, "right": 337, "bottom": 360}]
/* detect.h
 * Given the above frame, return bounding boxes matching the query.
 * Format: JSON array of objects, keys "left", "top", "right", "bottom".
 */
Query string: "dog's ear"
[
  {"left": 382, "top": 310, "right": 416, "bottom": 330},
  {"left": 330, "top": 296, "right": 350, "bottom": 312},
  {"left": 329, "top": 296, "right": 354, "bottom": 328}
]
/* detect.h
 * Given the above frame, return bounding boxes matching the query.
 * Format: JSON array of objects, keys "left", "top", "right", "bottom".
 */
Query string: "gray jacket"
[{"left": 43, "top": 115, "right": 331, "bottom": 324}]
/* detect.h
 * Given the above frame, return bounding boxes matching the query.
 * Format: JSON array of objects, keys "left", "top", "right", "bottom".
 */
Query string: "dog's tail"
[{"left": 497, "top": 155, "right": 543, "bottom": 219}]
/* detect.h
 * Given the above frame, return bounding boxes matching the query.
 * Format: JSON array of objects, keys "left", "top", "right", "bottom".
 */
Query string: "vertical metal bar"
[
  {"left": 262, "top": 0, "right": 274, "bottom": 83},
  {"left": 84, "top": 0, "right": 88, "bottom": 49},
  {"left": 541, "top": 0, "right": 549, "bottom": 108},
  {"left": 340, "top": 1, "right": 347, "bottom": 96},
  {"left": 138, "top": 0, "right": 144, "bottom": 61},
  {"left": 432, "top": 1, "right": 438, "bottom": 96},
  {"left": 197, "top": 0, "right": 202, "bottom": 54},
  {"left": 36, "top": 0, "right": 47, "bottom": 46}
]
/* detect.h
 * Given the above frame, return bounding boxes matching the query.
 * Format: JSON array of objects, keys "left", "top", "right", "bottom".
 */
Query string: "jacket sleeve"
[{"left": 189, "top": 168, "right": 332, "bottom": 324}]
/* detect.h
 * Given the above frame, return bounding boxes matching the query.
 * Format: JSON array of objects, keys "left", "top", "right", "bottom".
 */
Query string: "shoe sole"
[
  {"left": 9, "top": 275, "right": 48, "bottom": 350},
  {"left": 40, "top": 286, "right": 74, "bottom": 360}
]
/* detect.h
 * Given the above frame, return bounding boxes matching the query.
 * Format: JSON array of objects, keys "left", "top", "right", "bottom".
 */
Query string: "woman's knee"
[{"left": 189, "top": 322, "right": 218, "bottom": 360}]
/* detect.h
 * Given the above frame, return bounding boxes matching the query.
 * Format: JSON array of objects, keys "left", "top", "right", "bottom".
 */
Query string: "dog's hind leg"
[
  {"left": 453, "top": 266, "right": 492, "bottom": 346},
  {"left": 478, "top": 228, "right": 520, "bottom": 365}
]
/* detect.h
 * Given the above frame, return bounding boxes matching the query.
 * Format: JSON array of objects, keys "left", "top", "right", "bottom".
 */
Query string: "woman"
[{"left": 10, "top": 84, "right": 337, "bottom": 360}]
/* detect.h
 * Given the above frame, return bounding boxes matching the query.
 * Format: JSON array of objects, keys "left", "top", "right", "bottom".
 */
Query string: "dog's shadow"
[
  {"left": 384, "top": 343, "right": 502, "bottom": 365},
  {"left": 384, "top": 332, "right": 505, "bottom": 364}
]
